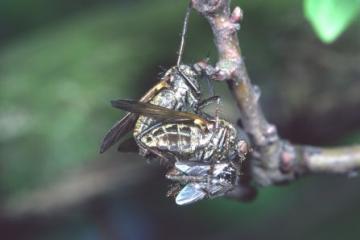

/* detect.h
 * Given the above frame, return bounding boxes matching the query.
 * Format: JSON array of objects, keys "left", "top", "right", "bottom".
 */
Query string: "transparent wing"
[
  {"left": 99, "top": 77, "right": 170, "bottom": 154},
  {"left": 175, "top": 162, "right": 210, "bottom": 176},
  {"left": 175, "top": 183, "right": 206, "bottom": 205},
  {"left": 111, "top": 100, "right": 209, "bottom": 125}
]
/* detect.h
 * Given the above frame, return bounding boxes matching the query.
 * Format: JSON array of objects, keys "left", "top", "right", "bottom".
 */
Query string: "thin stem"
[{"left": 177, "top": 1, "right": 193, "bottom": 66}]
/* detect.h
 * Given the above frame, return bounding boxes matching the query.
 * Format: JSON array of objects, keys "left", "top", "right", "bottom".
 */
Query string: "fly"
[
  {"left": 166, "top": 161, "right": 237, "bottom": 205},
  {"left": 111, "top": 100, "right": 248, "bottom": 166},
  {"left": 100, "top": 2, "right": 216, "bottom": 154}
]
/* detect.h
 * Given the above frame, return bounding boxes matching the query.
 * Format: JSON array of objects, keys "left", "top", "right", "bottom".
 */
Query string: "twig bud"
[{"left": 230, "top": 6, "right": 243, "bottom": 23}]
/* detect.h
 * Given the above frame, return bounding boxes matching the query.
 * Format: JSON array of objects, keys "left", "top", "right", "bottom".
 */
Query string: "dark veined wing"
[
  {"left": 111, "top": 100, "right": 209, "bottom": 126},
  {"left": 100, "top": 113, "right": 138, "bottom": 153},
  {"left": 100, "top": 76, "right": 171, "bottom": 153}
]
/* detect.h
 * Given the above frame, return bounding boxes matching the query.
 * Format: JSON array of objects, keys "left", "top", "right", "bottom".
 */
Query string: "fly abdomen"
[{"left": 140, "top": 123, "right": 201, "bottom": 155}]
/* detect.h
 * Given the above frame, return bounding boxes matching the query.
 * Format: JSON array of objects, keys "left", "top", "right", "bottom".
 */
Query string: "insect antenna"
[{"left": 176, "top": 1, "right": 192, "bottom": 67}]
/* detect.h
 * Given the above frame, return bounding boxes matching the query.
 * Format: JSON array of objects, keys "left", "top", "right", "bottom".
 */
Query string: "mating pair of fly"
[{"left": 100, "top": 3, "right": 249, "bottom": 205}]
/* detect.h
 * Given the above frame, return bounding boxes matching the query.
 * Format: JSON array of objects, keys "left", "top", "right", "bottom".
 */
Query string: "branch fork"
[{"left": 191, "top": 0, "right": 360, "bottom": 199}]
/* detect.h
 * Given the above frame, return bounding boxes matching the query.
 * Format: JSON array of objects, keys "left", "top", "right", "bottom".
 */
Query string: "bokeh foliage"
[
  {"left": 304, "top": 0, "right": 360, "bottom": 43},
  {"left": 1, "top": 0, "right": 360, "bottom": 239},
  {"left": 0, "top": 0, "right": 189, "bottom": 196},
  {"left": 0, "top": 0, "right": 297, "bottom": 197}
]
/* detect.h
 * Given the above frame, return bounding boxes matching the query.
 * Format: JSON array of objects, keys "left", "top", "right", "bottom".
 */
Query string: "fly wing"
[
  {"left": 175, "top": 162, "right": 210, "bottom": 176},
  {"left": 99, "top": 76, "right": 171, "bottom": 154},
  {"left": 99, "top": 113, "right": 137, "bottom": 153},
  {"left": 111, "top": 100, "right": 209, "bottom": 125},
  {"left": 175, "top": 183, "right": 206, "bottom": 205}
]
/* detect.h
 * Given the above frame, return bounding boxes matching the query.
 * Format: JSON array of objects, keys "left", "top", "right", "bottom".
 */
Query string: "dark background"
[{"left": 0, "top": 0, "right": 360, "bottom": 239}]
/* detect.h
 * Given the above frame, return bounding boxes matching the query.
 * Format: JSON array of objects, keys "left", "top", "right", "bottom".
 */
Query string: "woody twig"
[{"left": 191, "top": 0, "right": 360, "bottom": 196}]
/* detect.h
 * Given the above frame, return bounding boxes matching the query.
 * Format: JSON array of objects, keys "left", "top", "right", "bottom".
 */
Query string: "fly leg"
[
  {"left": 214, "top": 97, "right": 221, "bottom": 129},
  {"left": 195, "top": 95, "right": 221, "bottom": 120},
  {"left": 197, "top": 96, "right": 220, "bottom": 111},
  {"left": 166, "top": 183, "right": 182, "bottom": 198},
  {"left": 207, "top": 162, "right": 215, "bottom": 196}
]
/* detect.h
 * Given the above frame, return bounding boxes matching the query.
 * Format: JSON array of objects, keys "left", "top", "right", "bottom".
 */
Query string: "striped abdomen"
[{"left": 139, "top": 123, "right": 211, "bottom": 156}]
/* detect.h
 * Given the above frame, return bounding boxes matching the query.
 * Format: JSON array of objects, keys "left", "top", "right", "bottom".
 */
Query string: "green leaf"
[{"left": 304, "top": 0, "right": 360, "bottom": 43}]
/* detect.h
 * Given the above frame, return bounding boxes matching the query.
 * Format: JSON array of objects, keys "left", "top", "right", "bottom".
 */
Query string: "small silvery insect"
[{"left": 166, "top": 161, "right": 238, "bottom": 205}]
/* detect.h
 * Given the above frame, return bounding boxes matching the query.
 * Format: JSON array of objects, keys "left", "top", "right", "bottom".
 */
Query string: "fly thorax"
[
  {"left": 171, "top": 78, "right": 194, "bottom": 107},
  {"left": 173, "top": 85, "right": 188, "bottom": 107},
  {"left": 174, "top": 65, "right": 201, "bottom": 109}
]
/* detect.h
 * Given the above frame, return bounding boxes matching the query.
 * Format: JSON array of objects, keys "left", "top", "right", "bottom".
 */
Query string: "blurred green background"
[{"left": 0, "top": 0, "right": 360, "bottom": 239}]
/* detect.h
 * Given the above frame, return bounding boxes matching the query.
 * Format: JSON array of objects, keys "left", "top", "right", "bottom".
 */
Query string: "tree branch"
[
  {"left": 192, "top": 0, "right": 278, "bottom": 147},
  {"left": 191, "top": 0, "right": 360, "bottom": 193},
  {"left": 292, "top": 145, "right": 360, "bottom": 175}
]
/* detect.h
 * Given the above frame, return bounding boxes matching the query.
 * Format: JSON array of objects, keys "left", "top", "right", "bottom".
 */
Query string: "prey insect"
[
  {"left": 166, "top": 161, "right": 237, "bottom": 205},
  {"left": 111, "top": 100, "right": 248, "bottom": 204},
  {"left": 100, "top": 2, "right": 216, "bottom": 154},
  {"left": 111, "top": 100, "right": 248, "bottom": 165}
]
